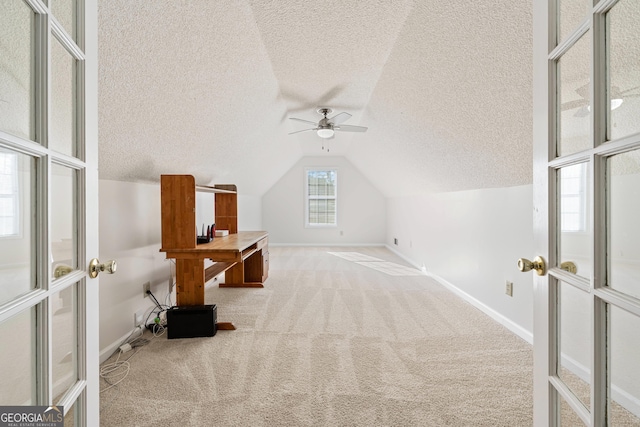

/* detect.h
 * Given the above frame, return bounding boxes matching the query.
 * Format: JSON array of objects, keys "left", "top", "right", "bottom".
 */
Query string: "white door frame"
[{"left": 83, "top": 0, "right": 99, "bottom": 423}]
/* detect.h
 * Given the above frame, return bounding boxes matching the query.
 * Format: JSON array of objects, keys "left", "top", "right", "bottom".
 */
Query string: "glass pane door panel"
[
  {"left": 558, "top": 0, "right": 591, "bottom": 43},
  {"left": 559, "top": 394, "right": 586, "bottom": 426},
  {"left": 558, "top": 164, "right": 590, "bottom": 279},
  {"left": 607, "top": 151, "right": 640, "bottom": 300},
  {"left": 558, "top": 280, "right": 591, "bottom": 410},
  {"left": 558, "top": 34, "right": 591, "bottom": 157},
  {"left": 51, "top": 0, "right": 78, "bottom": 42},
  {"left": 0, "top": 150, "right": 36, "bottom": 306},
  {"left": 0, "top": 2, "right": 35, "bottom": 140},
  {"left": 609, "top": 305, "right": 640, "bottom": 425},
  {"left": 607, "top": 0, "right": 640, "bottom": 142},
  {"left": 50, "top": 38, "right": 76, "bottom": 157},
  {"left": 64, "top": 399, "right": 76, "bottom": 427},
  {"left": 0, "top": 307, "right": 36, "bottom": 405},
  {"left": 51, "top": 164, "right": 76, "bottom": 278},
  {"left": 52, "top": 283, "right": 78, "bottom": 401}
]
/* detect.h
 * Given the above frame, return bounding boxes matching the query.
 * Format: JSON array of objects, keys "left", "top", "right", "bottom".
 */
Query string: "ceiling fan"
[
  {"left": 561, "top": 84, "right": 639, "bottom": 117},
  {"left": 288, "top": 108, "right": 368, "bottom": 139}
]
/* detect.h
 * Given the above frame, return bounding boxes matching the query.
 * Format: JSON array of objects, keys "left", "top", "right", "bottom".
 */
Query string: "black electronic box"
[{"left": 167, "top": 304, "right": 217, "bottom": 339}]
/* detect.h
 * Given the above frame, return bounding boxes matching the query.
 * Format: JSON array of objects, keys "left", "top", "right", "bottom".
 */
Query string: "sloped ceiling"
[{"left": 98, "top": 0, "right": 533, "bottom": 197}]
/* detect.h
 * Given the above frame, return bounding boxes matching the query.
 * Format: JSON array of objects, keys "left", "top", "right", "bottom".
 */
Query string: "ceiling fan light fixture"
[
  {"left": 317, "top": 128, "right": 334, "bottom": 138},
  {"left": 611, "top": 98, "right": 623, "bottom": 110}
]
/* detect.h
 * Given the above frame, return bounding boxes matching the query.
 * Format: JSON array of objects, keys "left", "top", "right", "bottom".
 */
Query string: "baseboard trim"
[
  {"left": 269, "top": 242, "right": 385, "bottom": 247},
  {"left": 100, "top": 327, "right": 142, "bottom": 364},
  {"left": 385, "top": 245, "right": 533, "bottom": 345},
  {"left": 561, "top": 353, "right": 640, "bottom": 418}
]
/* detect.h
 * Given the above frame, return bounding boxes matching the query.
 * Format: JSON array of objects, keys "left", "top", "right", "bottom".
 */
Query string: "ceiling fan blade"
[
  {"left": 288, "top": 128, "right": 317, "bottom": 135},
  {"left": 335, "top": 124, "right": 367, "bottom": 132},
  {"left": 290, "top": 117, "right": 318, "bottom": 126},
  {"left": 329, "top": 112, "right": 351, "bottom": 125},
  {"left": 560, "top": 99, "right": 588, "bottom": 111}
]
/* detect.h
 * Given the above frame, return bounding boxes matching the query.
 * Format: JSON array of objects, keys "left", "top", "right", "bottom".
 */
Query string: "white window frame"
[{"left": 305, "top": 168, "right": 338, "bottom": 228}]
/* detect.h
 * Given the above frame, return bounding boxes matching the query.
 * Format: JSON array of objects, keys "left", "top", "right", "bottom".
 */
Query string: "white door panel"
[
  {"left": 0, "top": 0, "right": 99, "bottom": 425},
  {"left": 533, "top": 0, "right": 640, "bottom": 425}
]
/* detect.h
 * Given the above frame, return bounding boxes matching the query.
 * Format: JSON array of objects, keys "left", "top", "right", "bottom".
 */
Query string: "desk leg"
[{"left": 175, "top": 258, "right": 205, "bottom": 305}]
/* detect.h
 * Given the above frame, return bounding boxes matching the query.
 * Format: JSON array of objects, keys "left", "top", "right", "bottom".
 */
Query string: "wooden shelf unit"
[{"left": 160, "top": 175, "right": 269, "bottom": 310}]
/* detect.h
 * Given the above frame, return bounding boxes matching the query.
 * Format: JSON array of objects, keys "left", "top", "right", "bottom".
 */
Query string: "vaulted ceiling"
[{"left": 98, "top": 0, "right": 533, "bottom": 197}]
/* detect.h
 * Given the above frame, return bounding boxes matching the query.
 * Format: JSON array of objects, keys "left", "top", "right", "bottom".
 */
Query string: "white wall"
[
  {"left": 98, "top": 180, "right": 170, "bottom": 359},
  {"left": 386, "top": 184, "right": 535, "bottom": 337},
  {"left": 98, "top": 179, "right": 263, "bottom": 360},
  {"left": 262, "top": 156, "right": 386, "bottom": 245}
]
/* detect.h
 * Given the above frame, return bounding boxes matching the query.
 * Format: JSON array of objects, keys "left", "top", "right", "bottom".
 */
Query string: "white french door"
[
  {"left": 532, "top": 0, "right": 640, "bottom": 425},
  {"left": 0, "top": 0, "right": 99, "bottom": 425}
]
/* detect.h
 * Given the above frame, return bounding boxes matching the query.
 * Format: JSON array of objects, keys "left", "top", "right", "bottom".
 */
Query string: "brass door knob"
[
  {"left": 517, "top": 256, "right": 546, "bottom": 276},
  {"left": 89, "top": 258, "right": 117, "bottom": 279},
  {"left": 560, "top": 261, "right": 577, "bottom": 274}
]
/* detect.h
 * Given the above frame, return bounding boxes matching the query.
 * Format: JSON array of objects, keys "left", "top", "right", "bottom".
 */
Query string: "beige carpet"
[{"left": 100, "top": 246, "right": 533, "bottom": 426}]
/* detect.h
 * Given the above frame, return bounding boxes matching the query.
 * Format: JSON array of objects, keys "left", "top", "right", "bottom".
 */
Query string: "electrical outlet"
[
  {"left": 394, "top": 238, "right": 398, "bottom": 245},
  {"left": 505, "top": 281, "right": 513, "bottom": 297},
  {"left": 143, "top": 282, "right": 151, "bottom": 298}
]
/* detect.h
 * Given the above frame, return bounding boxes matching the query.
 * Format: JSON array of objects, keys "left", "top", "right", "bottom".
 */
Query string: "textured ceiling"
[{"left": 98, "top": 0, "right": 533, "bottom": 196}]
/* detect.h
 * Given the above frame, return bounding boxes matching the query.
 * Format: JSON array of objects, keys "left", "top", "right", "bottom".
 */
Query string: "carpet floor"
[{"left": 100, "top": 246, "right": 533, "bottom": 426}]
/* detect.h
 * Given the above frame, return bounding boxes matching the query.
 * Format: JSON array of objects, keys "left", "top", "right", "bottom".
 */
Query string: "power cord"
[{"left": 100, "top": 287, "right": 174, "bottom": 411}]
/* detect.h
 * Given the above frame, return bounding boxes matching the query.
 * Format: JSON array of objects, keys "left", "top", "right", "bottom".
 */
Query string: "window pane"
[
  {"left": 607, "top": 0, "right": 640, "bottom": 142},
  {"left": 51, "top": 0, "right": 78, "bottom": 42},
  {"left": 307, "top": 170, "right": 337, "bottom": 226},
  {"left": 558, "top": 164, "right": 590, "bottom": 278},
  {"left": 0, "top": 307, "right": 36, "bottom": 405},
  {"left": 52, "top": 283, "right": 78, "bottom": 402},
  {"left": 50, "top": 37, "right": 76, "bottom": 157},
  {"left": 609, "top": 305, "right": 640, "bottom": 425},
  {"left": 607, "top": 150, "right": 640, "bottom": 300},
  {"left": 51, "top": 164, "right": 77, "bottom": 278},
  {"left": 0, "top": 1, "right": 35, "bottom": 140},
  {"left": 559, "top": 394, "right": 585, "bottom": 426},
  {"left": 558, "top": 280, "right": 591, "bottom": 410},
  {"left": 0, "top": 150, "right": 36, "bottom": 306},
  {"left": 558, "top": 0, "right": 591, "bottom": 43},
  {"left": 558, "top": 33, "right": 591, "bottom": 157}
]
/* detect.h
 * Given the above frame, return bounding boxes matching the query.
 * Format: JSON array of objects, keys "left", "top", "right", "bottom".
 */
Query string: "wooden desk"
[{"left": 160, "top": 231, "right": 269, "bottom": 306}]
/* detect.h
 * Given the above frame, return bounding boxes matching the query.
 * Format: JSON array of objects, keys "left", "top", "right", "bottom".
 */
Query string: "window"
[
  {"left": 305, "top": 169, "right": 337, "bottom": 227},
  {"left": 0, "top": 150, "right": 19, "bottom": 237}
]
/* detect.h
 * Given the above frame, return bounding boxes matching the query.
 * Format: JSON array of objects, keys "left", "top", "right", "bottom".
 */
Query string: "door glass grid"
[
  {"left": 0, "top": 0, "right": 88, "bottom": 423},
  {"left": 559, "top": 394, "right": 587, "bottom": 426},
  {"left": 548, "top": 0, "right": 640, "bottom": 425},
  {"left": 558, "top": 0, "right": 591, "bottom": 43},
  {"left": 608, "top": 305, "right": 640, "bottom": 425},
  {"left": 0, "top": 307, "right": 36, "bottom": 405},
  {"left": 557, "top": 280, "right": 591, "bottom": 410},
  {"left": 51, "top": 164, "right": 77, "bottom": 278},
  {"left": 0, "top": 1, "right": 35, "bottom": 141},
  {"left": 51, "top": 0, "right": 78, "bottom": 43},
  {"left": 606, "top": 0, "right": 640, "bottom": 142},
  {"left": 0, "top": 149, "right": 37, "bottom": 306},
  {"left": 52, "top": 283, "right": 78, "bottom": 402},
  {"left": 50, "top": 37, "right": 77, "bottom": 158},
  {"left": 557, "top": 33, "right": 592, "bottom": 157},
  {"left": 558, "top": 163, "right": 591, "bottom": 279},
  {"left": 606, "top": 150, "right": 640, "bottom": 300}
]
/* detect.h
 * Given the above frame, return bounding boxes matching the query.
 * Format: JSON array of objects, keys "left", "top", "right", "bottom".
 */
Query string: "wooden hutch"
[{"left": 159, "top": 175, "right": 269, "bottom": 321}]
